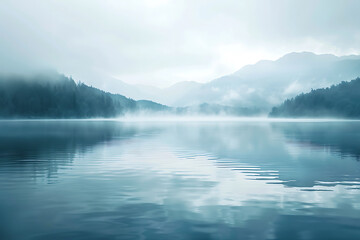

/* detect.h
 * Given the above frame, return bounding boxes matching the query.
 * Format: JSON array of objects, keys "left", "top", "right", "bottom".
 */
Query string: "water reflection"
[
  {"left": 0, "top": 121, "right": 159, "bottom": 181},
  {"left": 165, "top": 122, "right": 360, "bottom": 187},
  {"left": 0, "top": 120, "right": 360, "bottom": 240},
  {"left": 274, "top": 122, "right": 360, "bottom": 159}
]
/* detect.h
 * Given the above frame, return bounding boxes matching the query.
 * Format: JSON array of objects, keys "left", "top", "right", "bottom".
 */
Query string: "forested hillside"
[
  {"left": 0, "top": 72, "right": 168, "bottom": 118},
  {"left": 270, "top": 78, "right": 360, "bottom": 118}
]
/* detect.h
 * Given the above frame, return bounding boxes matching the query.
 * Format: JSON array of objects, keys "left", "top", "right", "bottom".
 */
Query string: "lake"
[{"left": 0, "top": 119, "right": 360, "bottom": 240}]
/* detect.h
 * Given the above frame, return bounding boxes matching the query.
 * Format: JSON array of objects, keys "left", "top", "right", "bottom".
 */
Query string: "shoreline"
[{"left": 1, "top": 116, "right": 360, "bottom": 123}]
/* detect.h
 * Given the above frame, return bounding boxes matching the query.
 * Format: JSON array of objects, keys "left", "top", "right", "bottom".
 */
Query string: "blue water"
[{"left": 0, "top": 120, "right": 360, "bottom": 240}]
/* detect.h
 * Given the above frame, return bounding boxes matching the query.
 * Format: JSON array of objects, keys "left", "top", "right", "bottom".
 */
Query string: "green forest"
[
  {"left": 270, "top": 77, "right": 360, "bottom": 118},
  {"left": 0, "top": 72, "right": 168, "bottom": 118}
]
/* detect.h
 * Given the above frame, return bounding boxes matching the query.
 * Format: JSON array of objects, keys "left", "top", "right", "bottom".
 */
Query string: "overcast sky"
[{"left": 1, "top": 0, "right": 360, "bottom": 89}]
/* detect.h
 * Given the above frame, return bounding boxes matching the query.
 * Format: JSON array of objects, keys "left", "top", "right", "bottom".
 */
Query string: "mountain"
[
  {"left": 0, "top": 72, "right": 169, "bottom": 118},
  {"left": 117, "top": 52, "right": 360, "bottom": 111},
  {"left": 9, "top": 52, "right": 360, "bottom": 118},
  {"left": 176, "top": 52, "right": 360, "bottom": 110},
  {"left": 112, "top": 80, "right": 202, "bottom": 107},
  {"left": 269, "top": 78, "right": 360, "bottom": 118}
]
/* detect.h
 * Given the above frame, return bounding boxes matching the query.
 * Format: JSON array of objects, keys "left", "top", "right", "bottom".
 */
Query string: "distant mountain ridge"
[
  {"left": 270, "top": 78, "right": 360, "bottom": 118},
  {"left": 108, "top": 80, "right": 202, "bottom": 107},
  {"left": 113, "top": 52, "right": 360, "bottom": 111}
]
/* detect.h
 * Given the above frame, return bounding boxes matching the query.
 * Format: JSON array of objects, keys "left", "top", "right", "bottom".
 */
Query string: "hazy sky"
[{"left": 1, "top": 0, "right": 360, "bottom": 89}]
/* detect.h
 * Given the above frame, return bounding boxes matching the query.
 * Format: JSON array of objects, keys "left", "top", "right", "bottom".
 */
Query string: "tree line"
[
  {"left": 0, "top": 72, "right": 168, "bottom": 118},
  {"left": 270, "top": 77, "right": 360, "bottom": 118}
]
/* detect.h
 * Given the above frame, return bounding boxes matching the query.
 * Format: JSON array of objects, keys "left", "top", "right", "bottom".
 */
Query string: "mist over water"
[
  {"left": 0, "top": 120, "right": 360, "bottom": 239},
  {"left": 2, "top": 1, "right": 360, "bottom": 239}
]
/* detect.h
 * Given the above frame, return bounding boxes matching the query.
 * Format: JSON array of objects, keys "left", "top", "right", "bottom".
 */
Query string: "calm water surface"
[{"left": 0, "top": 120, "right": 360, "bottom": 240}]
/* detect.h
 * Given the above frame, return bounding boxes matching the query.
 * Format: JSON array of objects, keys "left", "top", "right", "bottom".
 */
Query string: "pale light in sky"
[{"left": 1, "top": 0, "right": 360, "bottom": 90}]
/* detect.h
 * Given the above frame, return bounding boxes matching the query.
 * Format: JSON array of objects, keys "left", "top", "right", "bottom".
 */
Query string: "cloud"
[
  {"left": 284, "top": 81, "right": 303, "bottom": 96},
  {"left": 1, "top": 0, "right": 360, "bottom": 89}
]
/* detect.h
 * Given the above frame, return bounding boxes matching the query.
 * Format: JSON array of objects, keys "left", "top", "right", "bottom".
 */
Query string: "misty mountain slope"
[
  {"left": 113, "top": 80, "right": 202, "bottom": 107},
  {"left": 269, "top": 78, "right": 360, "bottom": 118},
  {"left": 176, "top": 52, "right": 360, "bottom": 109},
  {"left": 0, "top": 72, "right": 168, "bottom": 118},
  {"left": 94, "top": 75, "right": 160, "bottom": 102},
  {"left": 118, "top": 52, "right": 360, "bottom": 110}
]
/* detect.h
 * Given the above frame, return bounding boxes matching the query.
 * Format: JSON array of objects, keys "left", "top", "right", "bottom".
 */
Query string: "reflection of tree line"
[
  {"left": 273, "top": 122, "right": 360, "bottom": 160},
  {"left": 169, "top": 123, "right": 360, "bottom": 187},
  {"left": 2, "top": 121, "right": 360, "bottom": 187},
  {"left": 0, "top": 121, "right": 147, "bottom": 178}
]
